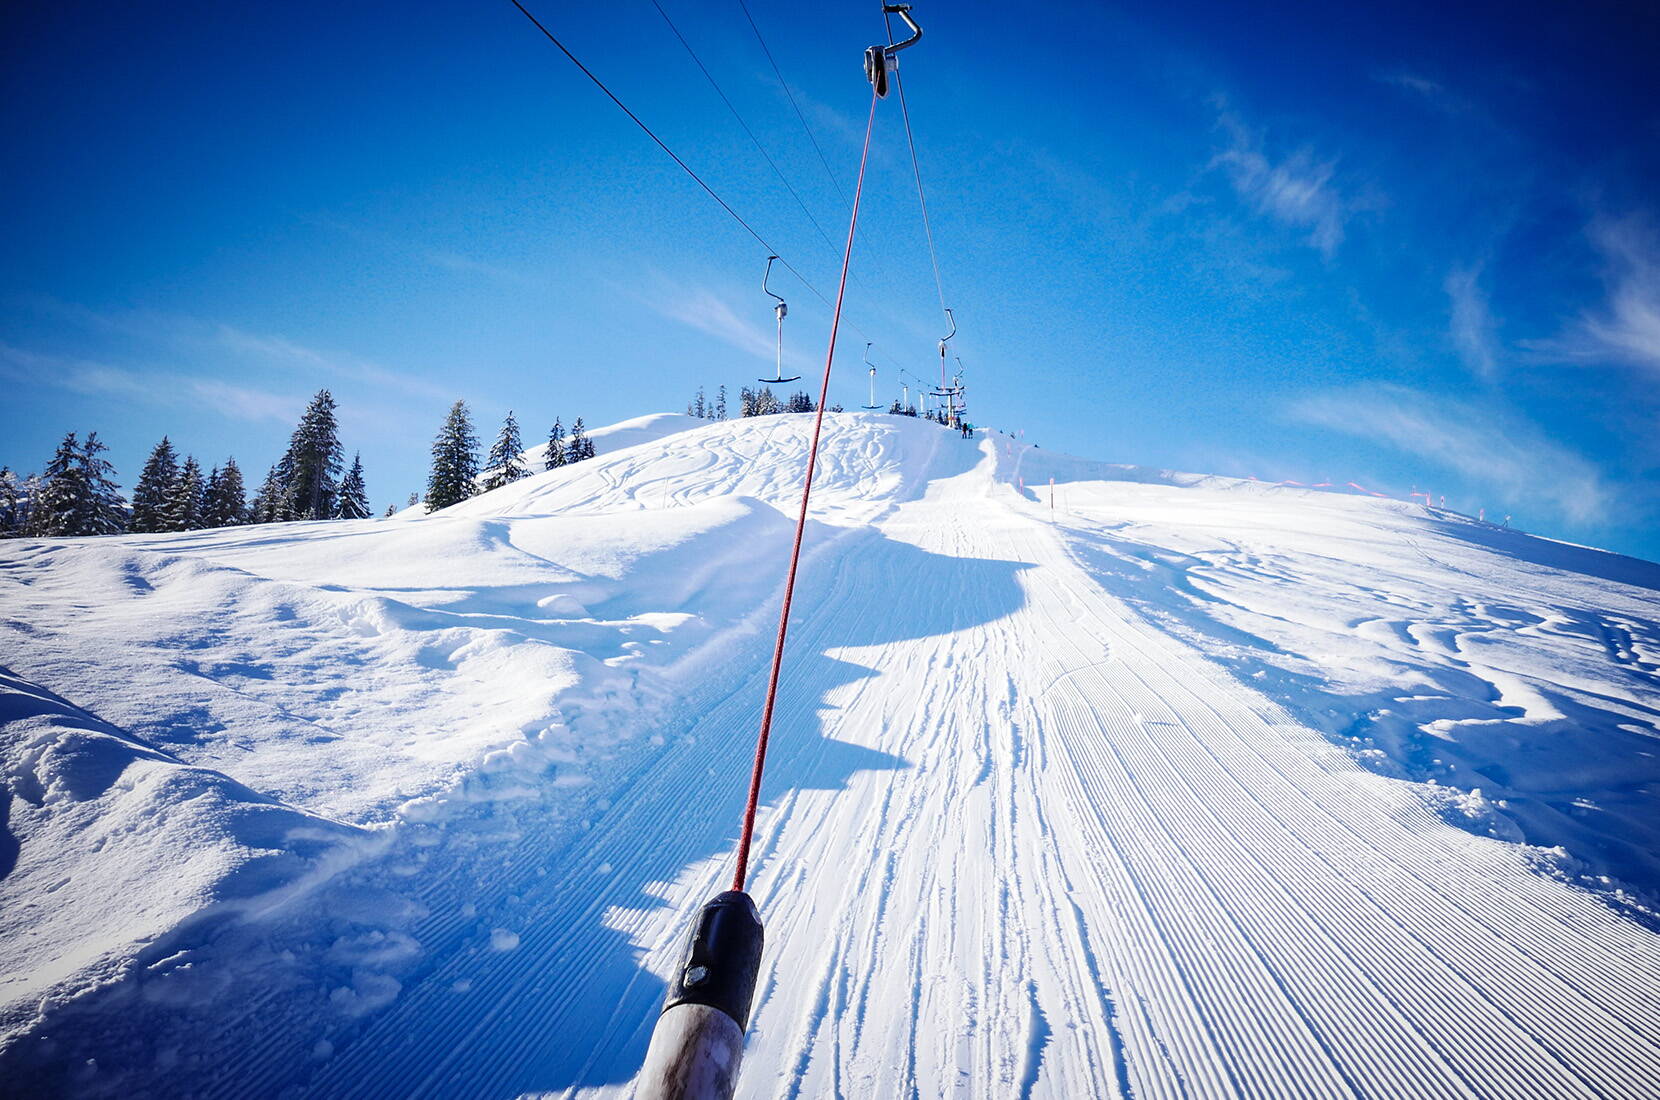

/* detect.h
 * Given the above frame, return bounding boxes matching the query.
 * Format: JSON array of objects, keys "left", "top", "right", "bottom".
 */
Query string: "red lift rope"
[{"left": 731, "top": 87, "right": 880, "bottom": 893}]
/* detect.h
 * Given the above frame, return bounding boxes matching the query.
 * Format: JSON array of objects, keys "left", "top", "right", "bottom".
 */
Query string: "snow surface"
[{"left": 3, "top": 411, "right": 1659, "bottom": 1097}]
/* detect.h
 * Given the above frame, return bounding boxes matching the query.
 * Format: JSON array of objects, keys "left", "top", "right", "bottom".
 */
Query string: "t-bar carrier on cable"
[{"left": 757, "top": 255, "right": 800, "bottom": 385}]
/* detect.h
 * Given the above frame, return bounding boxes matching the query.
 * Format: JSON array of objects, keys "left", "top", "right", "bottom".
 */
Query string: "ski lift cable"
[
  {"left": 507, "top": 0, "right": 913, "bottom": 382},
  {"left": 653, "top": 0, "right": 891, "bottom": 324},
  {"left": 732, "top": 85, "right": 880, "bottom": 894},
  {"left": 649, "top": 0, "right": 846, "bottom": 264},
  {"left": 884, "top": 7, "right": 950, "bottom": 326},
  {"left": 736, "top": 0, "right": 850, "bottom": 207}
]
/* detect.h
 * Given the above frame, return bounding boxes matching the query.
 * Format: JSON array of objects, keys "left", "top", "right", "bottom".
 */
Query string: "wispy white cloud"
[
  {"left": 1379, "top": 71, "right": 1445, "bottom": 98},
  {"left": 188, "top": 379, "right": 305, "bottom": 423},
  {"left": 0, "top": 342, "right": 152, "bottom": 399},
  {"left": 0, "top": 342, "right": 299, "bottom": 423},
  {"left": 425, "top": 249, "right": 542, "bottom": 288},
  {"left": 1212, "top": 107, "right": 1353, "bottom": 257},
  {"left": 654, "top": 287, "right": 814, "bottom": 377},
  {"left": 212, "top": 322, "right": 451, "bottom": 402},
  {"left": 1445, "top": 264, "right": 1500, "bottom": 378},
  {"left": 1290, "top": 383, "right": 1610, "bottom": 524},
  {"left": 1375, "top": 70, "right": 1478, "bottom": 117},
  {"left": 15, "top": 296, "right": 450, "bottom": 404},
  {"left": 1527, "top": 215, "right": 1660, "bottom": 373}
]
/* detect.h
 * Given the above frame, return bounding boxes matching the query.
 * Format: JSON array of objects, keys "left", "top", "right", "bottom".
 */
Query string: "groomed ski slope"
[{"left": 3, "top": 412, "right": 1660, "bottom": 1097}]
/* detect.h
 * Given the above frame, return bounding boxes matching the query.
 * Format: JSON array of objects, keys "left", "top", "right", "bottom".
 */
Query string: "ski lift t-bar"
[{"left": 637, "top": 9, "right": 919, "bottom": 1100}]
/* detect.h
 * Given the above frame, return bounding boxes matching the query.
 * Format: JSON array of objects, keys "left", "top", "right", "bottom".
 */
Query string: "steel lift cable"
[
  {"left": 507, "top": 0, "right": 916, "bottom": 395},
  {"left": 883, "top": 5, "right": 963, "bottom": 423},
  {"left": 733, "top": 80, "right": 885, "bottom": 894},
  {"left": 649, "top": 0, "right": 846, "bottom": 264},
  {"left": 637, "top": 11, "right": 920, "bottom": 1097},
  {"left": 736, "top": 0, "right": 850, "bottom": 207},
  {"left": 883, "top": 7, "right": 950, "bottom": 327}
]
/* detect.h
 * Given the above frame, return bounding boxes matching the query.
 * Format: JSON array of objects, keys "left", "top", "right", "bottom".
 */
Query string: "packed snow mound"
[
  {"left": 0, "top": 668, "right": 374, "bottom": 1025},
  {"left": 456, "top": 410, "right": 967, "bottom": 521},
  {"left": 3, "top": 410, "right": 1659, "bottom": 1097}
]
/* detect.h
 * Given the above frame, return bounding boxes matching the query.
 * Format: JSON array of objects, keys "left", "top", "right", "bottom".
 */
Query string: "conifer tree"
[
  {"left": 754, "top": 386, "right": 780, "bottom": 416},
  {"left": 739, "top": 386, "right": 757, "bottom": 417},
  {"left": 29, "top": 433, "right": 91, "bottom": 537},
  {"left": 81, "top": 433, "right": 126, "bottom": 535},
  {"left": 426, "top": 400, "right": 479, "bottom": 512},
  {"left": 277, "top": 389, "right": 344, "bottom": 520},
  {"left": 336, "top": 453, "right": 370, "bottom": 518},
  {"left": 786, "top": 391, "right": 815, "bottom": 414},
  {"left": 131, "top": 436, "right": 179, "bottom": 533},
  {"left": 716, "top": 385, "right": 727, "bottom": 421},
  {"left": 204, "top": 457, "right": 248, "bottom": 527},
  {"left": 248, "top": 465, "right": 284, "bottom": 523},
  {"left": 407, "top": 491, "right": 419, "bottom": 509},
  {"left": 691, "top": 387, "right": 707, "bottom": 419},
  {"left": 383, "top": 502, "right": 397, "bottom": 517},
  {"left": 164, "top": 456, "right": 206, "bottom": 531},
  {"left": 482, "top": 410, "right": 529, "bottom": 492},
  {"left": 545, "top": 418, "right": 566, "bottom": 470},
  {"left": 0, "top": 467, "right": 21, "bottom": 537},
  {"left": 565, "top": 418, "right": 591, "bottom": 464},
  {"left": 19, "top": 474, "right": 42, "bottom": 533}
]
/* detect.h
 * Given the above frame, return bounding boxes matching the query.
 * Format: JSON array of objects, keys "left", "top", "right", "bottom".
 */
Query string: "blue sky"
[{"left": 3, "top": 0, "right": 1658, "bottom": 557}]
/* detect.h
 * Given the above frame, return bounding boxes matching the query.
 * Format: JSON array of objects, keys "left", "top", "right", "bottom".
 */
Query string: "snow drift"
[{"left": 2, "top": 411, "right": 1658, "bottom": 1097}]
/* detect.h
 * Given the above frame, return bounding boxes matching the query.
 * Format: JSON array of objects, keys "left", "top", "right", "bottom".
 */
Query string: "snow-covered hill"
[{"left": 3, "top": 412, "right": 1659, "bottom": 1097}]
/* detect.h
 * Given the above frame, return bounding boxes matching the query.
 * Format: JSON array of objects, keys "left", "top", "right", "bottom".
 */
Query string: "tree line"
[
  {"left": 424, "top": 402, "right": 596, "bottom": 512},
  {"left": 0, "top": 389, "right": 368, "bottom": 538},
  {"left": 685, "top": 384, "right": 843, "bottom": 419},
  {"left": 2, "top": 389, "right": 613, "bottom": 537}
]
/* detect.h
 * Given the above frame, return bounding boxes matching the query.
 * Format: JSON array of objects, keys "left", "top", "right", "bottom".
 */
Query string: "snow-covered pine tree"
[
  {"left": 426, "top": 400, "right": 479, "bottom": 511},
  {"left": 19, "top": 474, "right": 42, "bottom": 533},
  {"left": 164, "top": 456, "right": 206, "bottom": 531},
  {"left": 786, "top": 391, "right": 815, "bottom": 413},
  {"left": 692, "top": 387, "right": 707, "bottom": 419},
  {"left": 482, "top": 411, "right": 529, "bottom": 492},
  {"left": 248, "top": 465, "right": 284, "bottom": 523},
  {"left": 739, "top": 387, "right": 757, "bottom": 417},
  {"left": 204, "top": 457, "right": 247, "bottom": 527},
  {"left": 0, "top": 467, "right": 21, "bottom": 537},
  {"left": 131, "top": 436, "right": 179, "bottom": 533},
  {"left": 716, "top": 384, "right": 727, "bottom": 421},
  {"left": 383, "top": 503, "right": 397, "bottom": 517},
  {"left": 407, "top": 491, "right": 419, "bottom": 508},
  {"left": 565, "top": 418, "right": 591, "bottom": 463},
  {"left": 754, "top": 387, "right": 780, "bottom": 416},
  {"left": 29, "top": 433, "right": 91, "bottom": 537},
  {"left": 81, "top": 433, "right": 127, "bottom": 535},
  {"left": 889, "top": 398, "right": 903, "bottom": 414},
  {"left": 336, "top": 453, "right": 370, "bottom": 518},
  {"left": 277, "top": 389, "right": 344, "bottom": 520},
  {"left": 545, "top": 418, "right": 566, "bottom": 470}
]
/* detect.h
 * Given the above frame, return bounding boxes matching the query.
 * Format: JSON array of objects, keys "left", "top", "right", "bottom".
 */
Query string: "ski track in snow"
[{"left": 3, "top": 413, "right": 1660, "bottom": 1097}]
